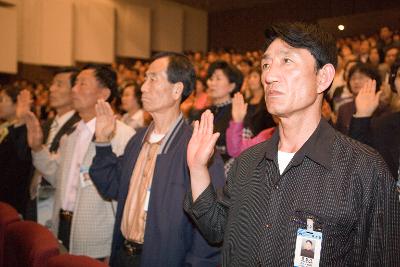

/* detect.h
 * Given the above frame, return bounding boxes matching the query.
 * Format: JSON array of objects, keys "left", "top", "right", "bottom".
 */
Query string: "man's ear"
[
  {"left": 101, "top": 88, "right": 111, "bottom": 101},
  {"left": 173, "top": 82, "right": 184, "bottom": 101},
  {"left": 317, "top": 64, "right": 335, "bottom": 94}
]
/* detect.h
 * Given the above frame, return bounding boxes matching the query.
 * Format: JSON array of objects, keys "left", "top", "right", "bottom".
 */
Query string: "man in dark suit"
[
  {"left": 89, "top": 52, "right": 225, "bottom": 267},
  {"left": 26, "top": 68, "right": 80, "bottom": 221}
]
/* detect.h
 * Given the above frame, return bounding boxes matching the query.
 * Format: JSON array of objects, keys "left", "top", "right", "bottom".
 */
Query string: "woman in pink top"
[
  {"left": 181, "top": 78, "right": 210, "bottom": 120},
  {"left": 226, "top": 92, "right": 276, "bottom": 158}
]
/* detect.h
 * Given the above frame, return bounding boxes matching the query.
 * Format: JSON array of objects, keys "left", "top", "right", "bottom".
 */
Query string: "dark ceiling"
[
  {"left": 171, "top": 0, "right": 400, "bottom": 14},
  {"left": 170, "top": 0, "right": 281, "bottom": 12}
]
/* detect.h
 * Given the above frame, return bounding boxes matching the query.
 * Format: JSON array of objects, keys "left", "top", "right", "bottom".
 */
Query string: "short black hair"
[
  {"left": 151, "top": 52, "right": 195, "bottom": 103},
  {"left": 389, "top": 56, "right": 400, "bottom": 93},
  {"left": 207, "top": 60, "right": 244, "bottom": 96},
  {"left": 1, "top": 84, "right": 23, "bottom": 103},
  {"left": 347, "top": 62, "right": 381, "bottom": 93},
  {"left": 81, "top": 64, "right": 118, "bottom": 103},
  {"left": 122, "top": 82, "right": 142, "bottom": 108},
  {"left": 54, "top": 67, "right": 79, "bottom": 88},
  {"left": 305, "top": 240, "right": 313, "bottom": 245},
  {"left": 264, "top": 22, "right": 337, "bottom": 70}
]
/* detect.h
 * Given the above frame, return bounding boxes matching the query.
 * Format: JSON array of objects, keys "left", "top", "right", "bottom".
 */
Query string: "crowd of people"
[{"left": 0, "top": 23, "right": 399, "bottom": 266}]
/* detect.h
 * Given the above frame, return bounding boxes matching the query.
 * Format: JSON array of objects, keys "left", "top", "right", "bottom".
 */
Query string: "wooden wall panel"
[
  {"left": 0, "top": 6, "right": 17, "bottom": 73},
  {"left": 152, "top": 1, "right": 183, "bottom": 52},
  {"left": 183, "top": 6, "right": 207, "bottom": 52},
  {"left": 74, "top": 0, "right": 115, "bottom": 63},
  {"left": 19, "top": 0, "right": 73, "bottom": 66},
  {"left": 115, "top": 2, "right": 151, "bottom": 58}
]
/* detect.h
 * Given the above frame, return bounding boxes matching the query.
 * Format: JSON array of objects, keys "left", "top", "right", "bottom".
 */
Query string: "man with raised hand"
[
  {"left": 185, "top": 22, "right": 400, "bottom": 266},
  {"left": 27, "top": 68, "right": 81, "bottom": 222},
  {"left": 25, "top": 64, "right": 134, "bottom": 260},
  {"left": 89, "top": 52, "right": 225, "bottom": 267}
]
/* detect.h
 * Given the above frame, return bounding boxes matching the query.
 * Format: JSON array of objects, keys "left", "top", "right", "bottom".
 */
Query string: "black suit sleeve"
[
  {"left": 348, "top": 116, "right": 373, "bottom": 146},
  {"left": 184, "top": 155, "right": 236, "bottom": 244}
]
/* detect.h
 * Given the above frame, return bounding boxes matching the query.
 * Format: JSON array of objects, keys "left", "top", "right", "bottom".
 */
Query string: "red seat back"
[
  {"left": 0, "top": 202, "right": 21, "bottom": 267},
  {"left": 48, "top": 254, "right": 108, "bottom": 267},
  {"left": 4, "top": 221, "right": 59, "bottom": 267}
]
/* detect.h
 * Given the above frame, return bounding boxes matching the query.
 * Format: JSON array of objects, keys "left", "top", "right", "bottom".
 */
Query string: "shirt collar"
[
  {"left": 77, "top": 117, "right": 96, "bottom": 135},
  {"left": 264, "top": 118, "right": 335, "bottom": 171},
  {"left": 54, "top": 110, "right": 75, "bottom": 127},
  {"left": 214, "top": 99, "right": 232, "bottom": 108}
]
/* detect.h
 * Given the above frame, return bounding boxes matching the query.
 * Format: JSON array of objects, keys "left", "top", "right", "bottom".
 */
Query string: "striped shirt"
[{"left": 185, "top": 119, "right": 400, "bottom": 266}]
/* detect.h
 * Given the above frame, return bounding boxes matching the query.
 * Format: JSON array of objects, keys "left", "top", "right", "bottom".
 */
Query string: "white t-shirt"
[
  {"left": 277, "top": 150, "right": 295, "bottom": 175},
  {"left": 149, "top": 132, "right": 165, "bottom": 143}
]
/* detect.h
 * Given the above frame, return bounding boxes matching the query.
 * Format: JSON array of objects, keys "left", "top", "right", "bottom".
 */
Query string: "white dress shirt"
[{"left": 62, "top": 118, "right": 96, "bottom": 211}]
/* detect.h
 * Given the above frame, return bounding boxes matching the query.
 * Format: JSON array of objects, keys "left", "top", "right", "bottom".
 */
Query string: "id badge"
[
  {"left": 293, "top": 228, "right": 322, "bottom": 267},
  {"left": 79, "top": 167, "right": 93, "bottom": 188}
]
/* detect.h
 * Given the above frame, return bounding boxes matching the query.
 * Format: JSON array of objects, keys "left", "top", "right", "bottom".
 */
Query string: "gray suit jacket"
[{"left": 32, "top": 120, "right": 134, "bottom": 258}]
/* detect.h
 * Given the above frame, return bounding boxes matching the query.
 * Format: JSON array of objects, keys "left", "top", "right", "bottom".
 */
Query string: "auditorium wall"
[{"left": 0, "top": 0, "right": 208, "bottom": 82}]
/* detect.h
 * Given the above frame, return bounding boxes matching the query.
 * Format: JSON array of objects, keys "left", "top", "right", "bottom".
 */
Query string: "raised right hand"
[
  {"left": 24, "top": 111, "right": 44, "bottom": 152},
  {"left": 354, "top": 79, "right": 381, "bottom": 118},
  {"left": 16, "top": 90, "right": 33, "bottom": 124},
  {"left": 95, "top": 99, "right": 116, "bottom": 143},
  {"left": 187, "top": 110, "right": 220, "bottom": 171},
  {"left": 231, "top": 92, "right": 248, "bottom": 123}
]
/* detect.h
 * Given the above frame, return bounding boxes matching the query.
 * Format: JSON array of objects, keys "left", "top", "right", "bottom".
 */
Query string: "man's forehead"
[
  {"left": 77, "top": 69, "right": 95, "bottom": 79},
  {"left": 262, "top": 38, "right": 315, "bottom": 62},
  {"left": 147, "top": 57, "right": 168, "bottom": 73},
  {"left": 54, "top": 72, "right": 70, "bottom": 81},
  {"left": 263, "top": 39, "right": 296, "bottom": 57}
]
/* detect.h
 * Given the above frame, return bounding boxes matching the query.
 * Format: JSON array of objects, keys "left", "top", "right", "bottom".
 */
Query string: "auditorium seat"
[
  {"left": 0, "top": 202, "right": 21, "bottom": 267},
  {"left": 48, "top": 254, "right": 108, "bottom": 267},
  {"left": 4, "top": 220, "right": 59, "bottom": 267}
]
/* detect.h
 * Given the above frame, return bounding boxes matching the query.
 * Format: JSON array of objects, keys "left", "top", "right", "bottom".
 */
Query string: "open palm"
[
  {"left": 24, "top": 111, "right": 44, "bottom": 151},
  {"left": 232, "top": 92, "right": 248, "bottom": 123},
  {"left": 95, "top": 100, "right": 116, "bottom": 142},
  {"left": 16, "top": 90, "right": 33, "bottom": 123},
  {"left": 187, "top": 110, "right": 220, "bottom": 170},
  {"left": 354, "top": 79, "right": 381, "bottom": 117}
]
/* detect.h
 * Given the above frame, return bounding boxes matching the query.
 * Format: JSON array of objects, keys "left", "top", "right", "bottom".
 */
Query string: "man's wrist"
[
  {"left": 353, "top": 111, "right": 373, "bottom": 118},
  {"left": 95, "top": 136, "right": 111, "bottom": 143}
]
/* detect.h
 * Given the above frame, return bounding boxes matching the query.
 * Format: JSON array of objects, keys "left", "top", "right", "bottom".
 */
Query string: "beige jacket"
[{"left": 32, "top": 120, "right": 134, "bottom": 258}]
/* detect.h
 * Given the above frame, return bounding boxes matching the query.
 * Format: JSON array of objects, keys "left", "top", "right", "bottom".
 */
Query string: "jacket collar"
[{"left": 141, "top": 113, "right": 185, "bottom": 154}]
